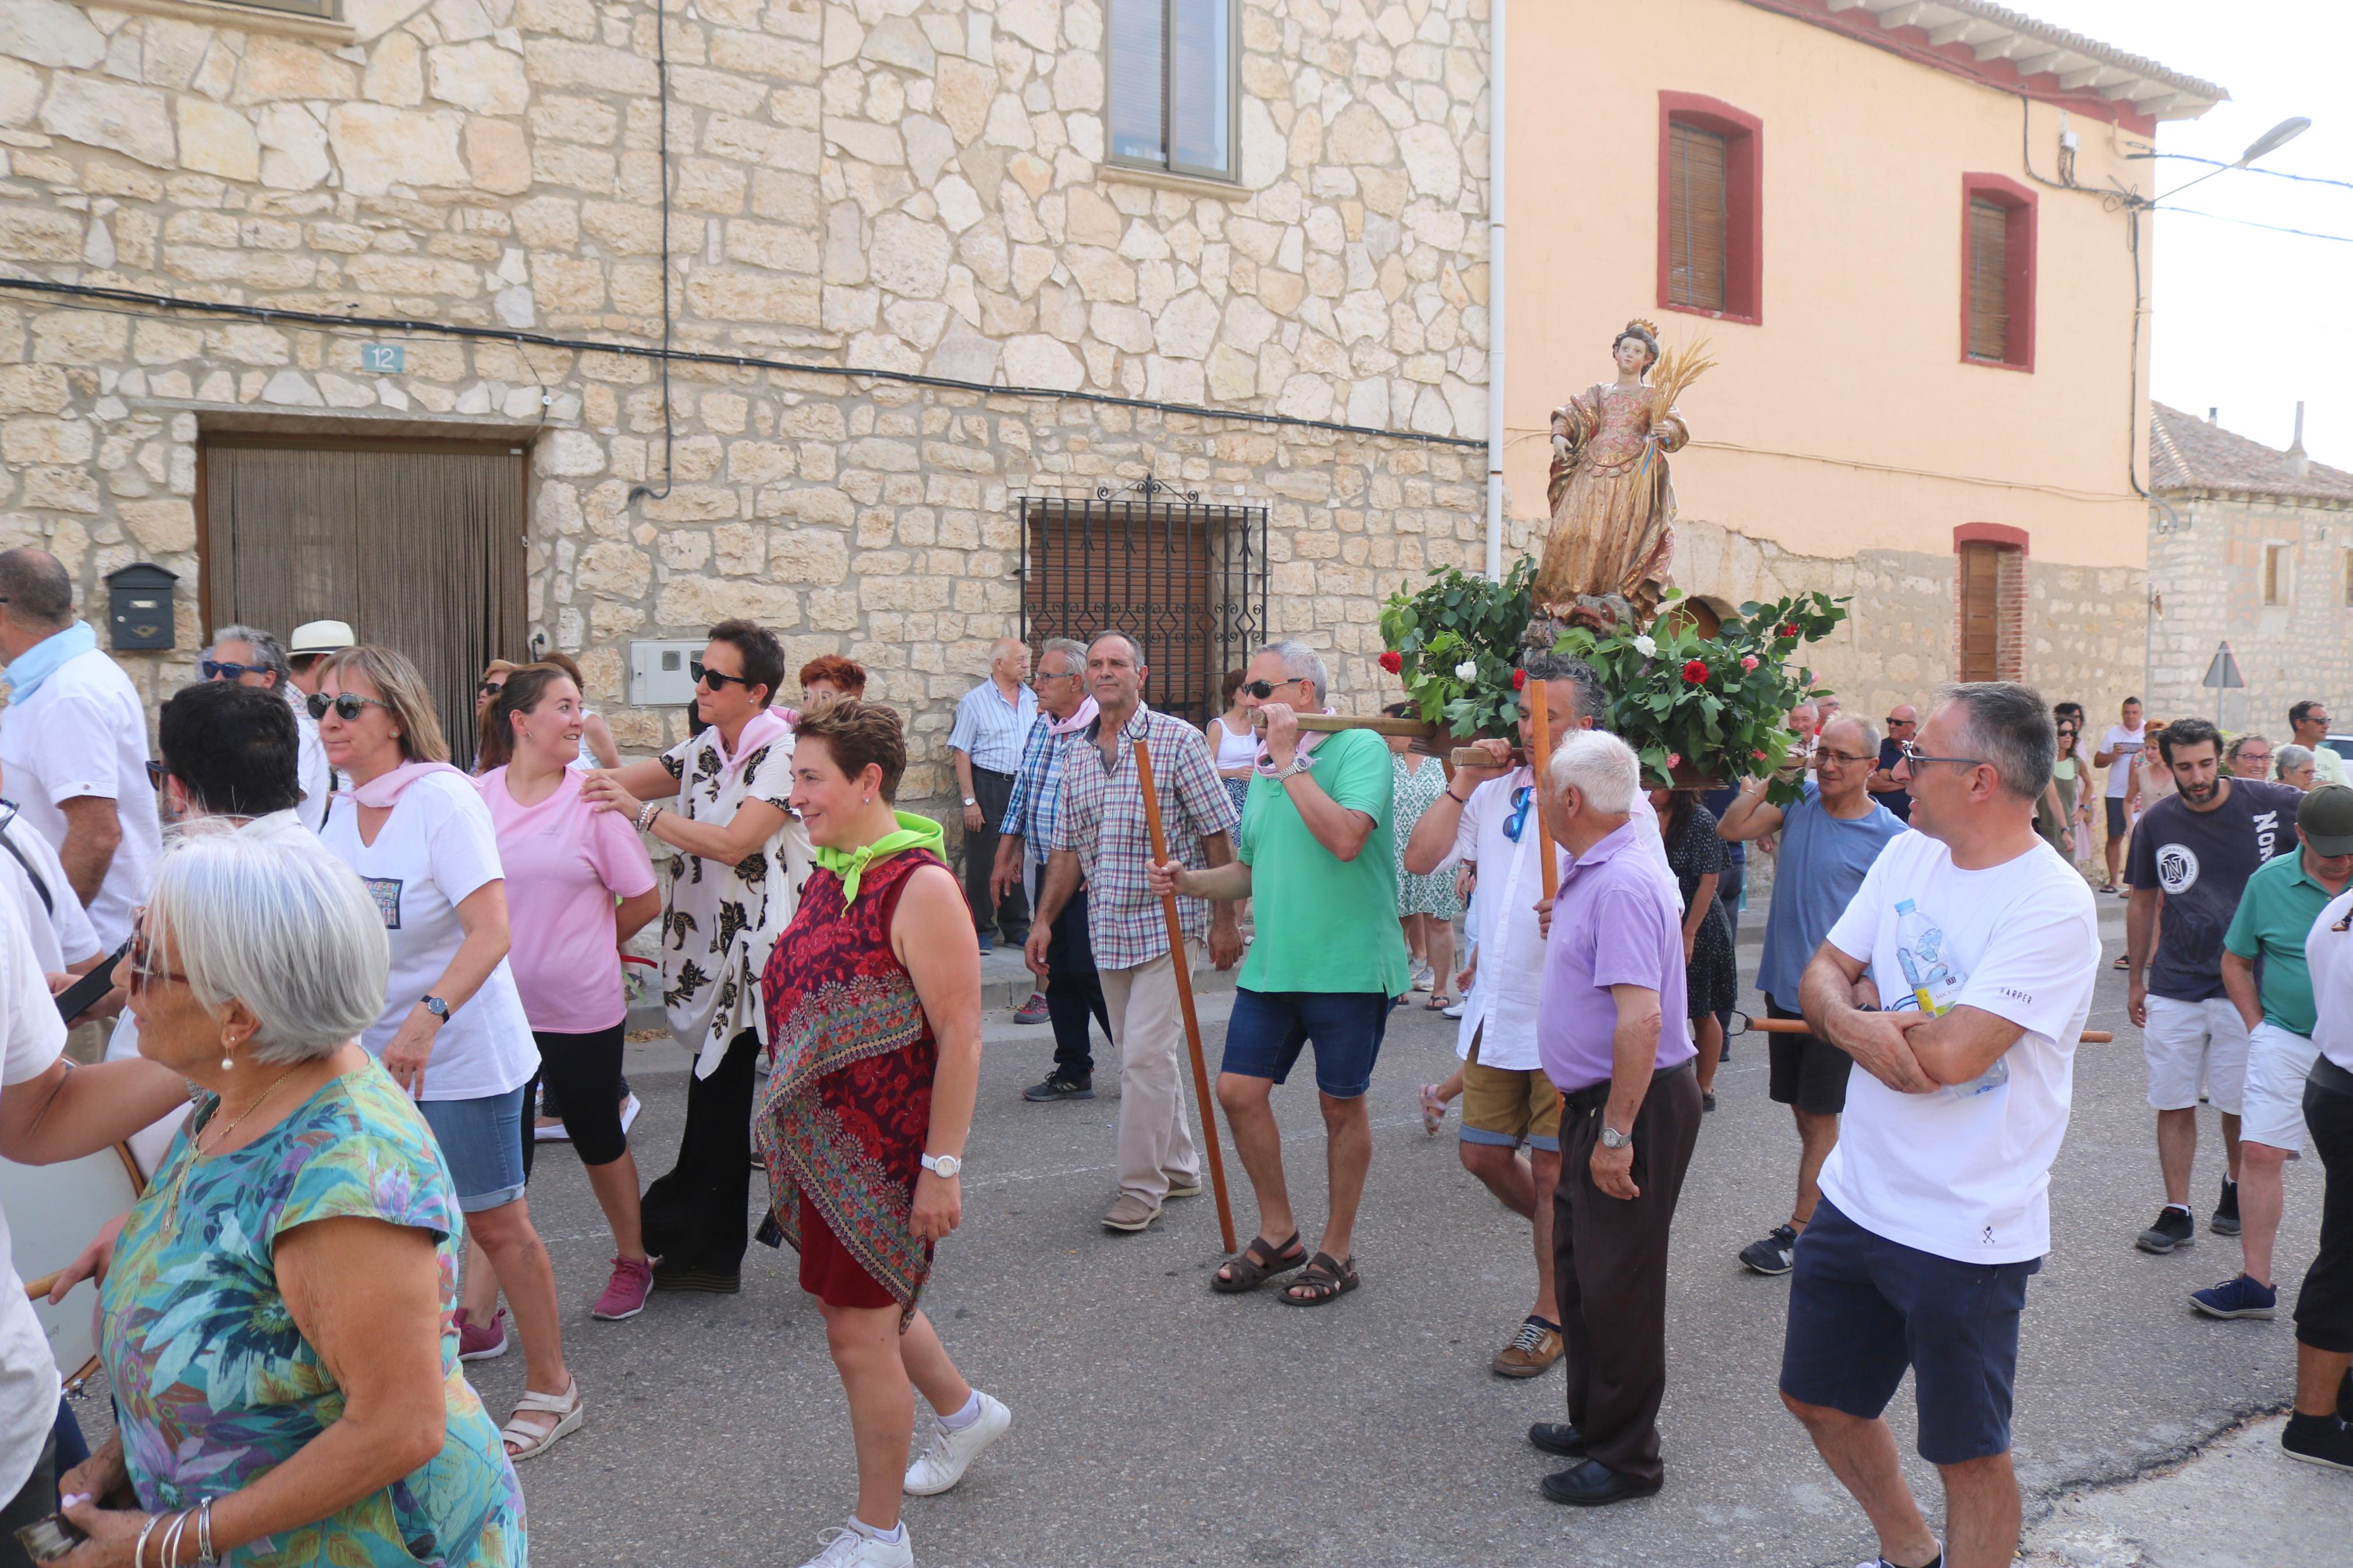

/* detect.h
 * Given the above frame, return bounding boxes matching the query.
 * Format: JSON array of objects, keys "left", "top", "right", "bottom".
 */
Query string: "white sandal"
[{"left": 501, "top": 1378, "right": 584, "bottom": 1462}]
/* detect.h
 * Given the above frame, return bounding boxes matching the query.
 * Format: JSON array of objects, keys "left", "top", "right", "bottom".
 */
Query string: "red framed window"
[
  {"left": 1658, "top": 92, "right": 1762, "bottom": 325},
  {"left": 1960, "top": 175, "right": 2036, "bottom": 371}
]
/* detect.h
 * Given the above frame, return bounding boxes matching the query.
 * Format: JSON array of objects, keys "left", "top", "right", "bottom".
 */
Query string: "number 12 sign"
[{"left": 361, "top": 342, "right": 405, "bottom": 374}]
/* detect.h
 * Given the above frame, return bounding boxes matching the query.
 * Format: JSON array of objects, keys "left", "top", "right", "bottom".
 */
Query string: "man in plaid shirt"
[
  {"left": 1031, "top": 630, "right": 1243, "bottom": 1232},
  {"left": 992, "top": 637, "right": 1113, "bottom": 1102}
]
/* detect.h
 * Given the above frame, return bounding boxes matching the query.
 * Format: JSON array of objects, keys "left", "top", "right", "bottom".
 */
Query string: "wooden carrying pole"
[
  {"left": 1526, "top": 682, "right": 1560, "bottom": 901},
  {"left": 1742, "top": 1016, "right": 2114, "bottom": 1046},
  {"left": 1132, "top": 737, "right": 1238, "bottom": 1254}
]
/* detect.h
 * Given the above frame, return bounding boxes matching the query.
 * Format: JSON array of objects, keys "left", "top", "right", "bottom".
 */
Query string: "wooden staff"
[
  {"left": 1742, "top": 1015, "right": 2114, "bottom": 1046},
  {"left": 1133, "top": 737, "right": 1238, "bottom": 1254},
  {"left": 1527, "top": 682, "right": 1560, "bottom": 901}
]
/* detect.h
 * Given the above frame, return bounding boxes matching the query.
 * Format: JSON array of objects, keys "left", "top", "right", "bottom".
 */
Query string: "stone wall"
[{"left": 2146, "top": 491, "right": 2353, "bottom": 738}]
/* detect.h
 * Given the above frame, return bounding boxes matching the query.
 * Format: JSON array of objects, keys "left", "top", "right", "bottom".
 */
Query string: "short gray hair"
[
  {"left": 0, "top": 548, "right": 73, "bottom": 628},
  {"left": 143, "top": 820, "right": 391, "bottom": 1065},
  {"left": 1935, "top": 681, "right": 2054, "bottom": 801},
  {"left": 1259, "top": 640, "right": 1330, "bottom": 703},
  {"left": 1545, "top": 728, "right": 1639, "bottom": 816},
  {"left": 1519, "top": 652, "right": 1609, "bottom": 728},
  {"left": 1821, "top": 714, "right": 1883, "bottom": 757},
  {"left": 1089, "top": 629, "right": 1146, "bottom": 669},
  {"left": 1039, "top": 637, "right": 1087, "bottom": 674},
  {"left": 207, "top": 624, "right": 294, "bottom": 689},
  {"left": 2280, "top": 744, "right": 2316, "bottom": 777}
]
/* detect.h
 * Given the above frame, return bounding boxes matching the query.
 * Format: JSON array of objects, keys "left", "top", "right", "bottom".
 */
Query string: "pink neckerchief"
[
  {"left": 1255, "top": 706, "right": 1339, "bottom": 777},
  {"left": 706, "top": 708, "right": 791, "bottom": 787},
  {"left": 1046, "top": 696, "right": 1099, "bottom": 738},
  {"left": 339, "top": 760, "right": 469, "bottom": 808}
]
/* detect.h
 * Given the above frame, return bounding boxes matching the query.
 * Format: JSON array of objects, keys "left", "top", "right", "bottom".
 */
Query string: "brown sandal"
[
  {"left": 1212, "top": 1232, "right": 1307, "bottom": 1294},
  {"left": 1280, "top": 1251, "right": 1360, "bottom": 1306}
]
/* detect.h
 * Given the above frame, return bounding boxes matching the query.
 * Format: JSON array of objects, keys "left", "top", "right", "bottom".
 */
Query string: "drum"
[{"left": 2, "top": 1143, "right": 143, "bottom": 1382}]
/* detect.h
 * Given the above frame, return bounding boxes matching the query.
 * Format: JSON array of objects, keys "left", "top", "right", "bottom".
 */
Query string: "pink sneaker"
[
  {"left": 457, "top": 1306, "right": 508, "bottom": 1361},
  {"left": 591, "top": 1256, "right": 655, "bottom": 1321}
]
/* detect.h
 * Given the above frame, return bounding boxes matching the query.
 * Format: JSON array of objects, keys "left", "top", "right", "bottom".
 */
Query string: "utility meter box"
[{"left": 628, "top": 639, "right": 706, "bottom": 707}]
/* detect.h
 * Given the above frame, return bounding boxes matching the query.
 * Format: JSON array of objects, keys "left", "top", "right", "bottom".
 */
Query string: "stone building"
[
  {"left": 0, "top": 0, "right": 1490, "bottom": 806},
  {"left": 2146, "top": 403, "right": 2353, "bottom": 736}
]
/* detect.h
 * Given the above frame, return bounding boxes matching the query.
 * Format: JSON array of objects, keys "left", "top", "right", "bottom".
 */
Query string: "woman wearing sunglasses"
[
  {"left": 581, "top": 620, "right": 815, "bottom": 1291},
  {"left": 313, "top": 645, "right": 583, "bottom": 1462}
]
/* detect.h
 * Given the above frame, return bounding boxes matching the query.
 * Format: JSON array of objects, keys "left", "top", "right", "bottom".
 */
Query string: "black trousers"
[
  {"left": 0, "top": 1432, "right": 56, "bottom": 1568},
  {"left": 1045, "top": 882, "right": 1110, "bottom": 1079},
  {"left": 641, "top": 1029, "right": 760, "bottom": 1276},
  {"left": 1552, "top": 1061, "right": 1705, "bottom": 1487},
  {"left": 964, "top": 767, "right": 1030, "bottom": 941},
  {"left": 520, "top": 1025, "right": 632, "bottom": 1174},
  {"left": 2297, "top": 1065, "right": 2353, "bottom": 1354}
]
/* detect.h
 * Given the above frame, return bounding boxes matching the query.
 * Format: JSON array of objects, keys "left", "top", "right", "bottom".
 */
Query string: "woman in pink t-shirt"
[{"left": 480, "top": 666, "right": 663, "bottom": 1322}]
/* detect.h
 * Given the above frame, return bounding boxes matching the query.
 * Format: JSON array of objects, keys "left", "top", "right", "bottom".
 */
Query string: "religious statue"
[{"left": 1530, "top": 319, "right": 1706, "bottom": 632}]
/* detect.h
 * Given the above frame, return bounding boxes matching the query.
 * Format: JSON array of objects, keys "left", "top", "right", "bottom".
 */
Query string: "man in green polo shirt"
[{"left": 2202, "top": 785, "right": 2353, "bottom": 1320}]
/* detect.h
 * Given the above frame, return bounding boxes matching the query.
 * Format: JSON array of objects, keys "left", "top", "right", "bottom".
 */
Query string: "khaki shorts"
[{"left": 1459, "top": 1029, "right": 1561, "bottom": 1152}]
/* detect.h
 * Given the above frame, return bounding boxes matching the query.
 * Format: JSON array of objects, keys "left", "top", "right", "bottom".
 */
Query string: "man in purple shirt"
[{"left": 1528, "top": 729, "right": 1703, "bottom": 1507}]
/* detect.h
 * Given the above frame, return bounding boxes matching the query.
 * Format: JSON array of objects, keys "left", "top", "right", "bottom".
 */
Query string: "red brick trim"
[
  {"left": 1953, "top": 522, "right": 2031, "bottom": 555},
  {"left": 1960, "top": 174, "right": 2036, "bottom": 373},
  {"left": 1658, "top": 91, "right": 1763, "bottom": 327}
]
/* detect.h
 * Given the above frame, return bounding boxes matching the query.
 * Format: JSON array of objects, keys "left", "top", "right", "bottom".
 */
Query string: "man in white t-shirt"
[
  {"left": 0, "top": 550, "right": 162, "bottom": 950},
  {"left": 2092, "top": 695, "right": 2146, "bottom": 894},
  {"left": 2286, "top": 883, "right": 2353, "bottom": 1470},
  {"left": 0, "top": 773, "right": 102, "bottom": 977},
  {"left": 1786, "top": 683, "right": 2100, "bottom": 1568},
  {"left": 0, "top": 897, "right": 191, "bottom": 1544}
]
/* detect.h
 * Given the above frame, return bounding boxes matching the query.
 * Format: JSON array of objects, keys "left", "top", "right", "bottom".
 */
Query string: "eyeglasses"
[
  {"left": 1031, "top": 668, "right": 1080, "bottom": 684},
  {"left": 1241, "top": 677, "right": 1305, "bottom": 701},
  {"left": 307, "top": 691, "right": 395, "bottom": 723},
  {"left": 2236, "top": 752, "right": 2273, "bottom": 766},
  {"left": 1883, "top": 716, "right": 1915, "bottom": 727},
  {"left": 126, "top": 923, "right": 188, "bottom": 994},
  {"left": 1816, "top": 750, "right": 1876, "bottom": 767},
  {"left": 201, "top": 659, "right": 265, "bottom": 682},
  {"left": 1503, "top": 785, "right": 1534, "bottom": 842},
  {"left": 477, "top": 680, "right": 506, "bottom": 697},
  {"left": 690, "top": 660, "right": 753, "bottom": 691},
  {"left": 1897, "top": 741, "right": 1984, "bottom": 771},
  {"left": 144, "top": 759, "right": 171, "bottom": 790}
]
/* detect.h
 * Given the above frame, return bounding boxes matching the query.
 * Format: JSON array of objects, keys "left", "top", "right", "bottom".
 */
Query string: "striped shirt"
[
  {"left": 1052, "top": 704, "right": 1238, "bottom": 970},
  {"left": 1000, "top": 713, "right": 1076, "bottom": 865},
  {"left": 947, "top": 678, "right": 1037, "bottom": 775}
]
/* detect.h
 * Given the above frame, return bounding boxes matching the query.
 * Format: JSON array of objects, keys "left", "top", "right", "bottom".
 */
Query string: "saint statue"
[{"left": 1531, "top": 319, "right": 1691, "bottom": 628}]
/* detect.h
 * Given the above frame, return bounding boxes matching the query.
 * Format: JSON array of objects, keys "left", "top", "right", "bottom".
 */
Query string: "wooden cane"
[
  {"left": 1133, "top": 737, "right": 1238, "bottom": 1254},
  {"left": 1527, "top": 682, "right": 1560, "bottom": 901},
  {"left": 1741, "top": 1015, "right": 2114, "bottom": 1045}
]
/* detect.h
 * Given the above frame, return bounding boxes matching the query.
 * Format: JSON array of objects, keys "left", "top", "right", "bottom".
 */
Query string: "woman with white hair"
[{"left": 53, "top": 825, "right": 526, "bottom": 1566}]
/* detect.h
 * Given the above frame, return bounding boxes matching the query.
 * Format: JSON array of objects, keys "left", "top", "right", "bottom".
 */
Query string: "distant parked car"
[{"left": 2328, "top": 735, "right": 2353, "bottom": 765}]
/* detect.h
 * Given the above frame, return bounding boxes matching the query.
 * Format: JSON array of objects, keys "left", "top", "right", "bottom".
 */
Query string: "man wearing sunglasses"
[
  {"left": 948, "top": 638, "right": 1037, "bottom": 954},
  {"left": 203, "top": 625, "right": 332, "bottom": 834},
  {"left": 1868, "top": 705, "right": 1917, "bottom": 823},
  {"left": 0, "top": 547, "right": 160, "bottom": 951}
]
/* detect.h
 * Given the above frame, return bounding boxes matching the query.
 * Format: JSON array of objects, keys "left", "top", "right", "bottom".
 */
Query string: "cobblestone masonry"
[{"left": 2146, "top": 492, "right": 2353, "bottom": 738}]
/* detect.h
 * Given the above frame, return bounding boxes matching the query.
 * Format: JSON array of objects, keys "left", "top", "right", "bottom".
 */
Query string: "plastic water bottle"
[{"left": 1891, "top": 900, "right": 2008, "bottom": 1098}]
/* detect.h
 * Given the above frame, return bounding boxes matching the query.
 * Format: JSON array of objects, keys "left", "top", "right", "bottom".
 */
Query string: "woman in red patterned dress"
[{"left": 757, "top": 700, "right": 1009, "bottom": 1568}]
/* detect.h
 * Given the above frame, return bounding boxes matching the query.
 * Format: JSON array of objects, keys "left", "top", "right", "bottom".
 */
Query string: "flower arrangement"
[
  {"left": 1376, "top": 557, "right": 1536, "bottom": 738},
  {"left": 1552, "top": 589, "right": 1848, "bottom": 800}
]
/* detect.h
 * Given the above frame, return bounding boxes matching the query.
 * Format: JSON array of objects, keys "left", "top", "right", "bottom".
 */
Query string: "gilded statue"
[{"left": 1531, "top": 320, "right": 1700, "bottom": 627}]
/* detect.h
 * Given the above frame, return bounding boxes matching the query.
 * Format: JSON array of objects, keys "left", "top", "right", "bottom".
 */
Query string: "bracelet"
[
  {"left": 160, "top": 1510, "right": 190, "bottom": 1568},
  {"left": 1445, "top": 786, "right": 1471, "bottom": 804},
  {"left": 636, "top": 801, "right": 663, "bottom": 833},
  {"left": 198, "top": 1498, "right": 216, "bottom": 1565},
  {"left": 134, "top": 1515, "right": 159, "bottom": 1568}
]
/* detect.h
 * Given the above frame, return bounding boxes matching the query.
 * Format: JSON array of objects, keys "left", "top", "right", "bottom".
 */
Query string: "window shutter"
[
  {"left": 1107, "top": 0, "right": 1165, "bottom": 165},
  {"left": 1958, "top": 542, "right": 2001, "bottom": 682},
  {"left": 1667, "top": 122, "right": 1728, "bottom": 311},
  {"left": 1968, "top": 198, "right": 2010, "bottom": 362},
  {"left": 1167, "top": 0, "right": 1230, "bottom": 175}
]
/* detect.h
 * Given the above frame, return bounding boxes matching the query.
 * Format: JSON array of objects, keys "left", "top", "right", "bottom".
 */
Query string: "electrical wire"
[
  {"left": 0, "top": 275, "right": 1483, "bottom": 449},
  {"left": 2136, "top": 152, "right": 2353, "bottom": 194},
  {"left": 2150, "top": 207, "right": 2353, "bottom": 244},
  {"left": 629, "top": 0, "right": 675, "bottom": 505}
]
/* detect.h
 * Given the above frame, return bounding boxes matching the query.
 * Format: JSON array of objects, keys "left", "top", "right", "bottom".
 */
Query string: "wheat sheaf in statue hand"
[{"left": 1532, "top": 319, "right": 1713, "bottom": 627}]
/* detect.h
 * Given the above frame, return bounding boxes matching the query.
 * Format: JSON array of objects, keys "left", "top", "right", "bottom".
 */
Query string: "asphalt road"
[{"left": 475, "top": 914, "right": 2322, "bottom": 1568}]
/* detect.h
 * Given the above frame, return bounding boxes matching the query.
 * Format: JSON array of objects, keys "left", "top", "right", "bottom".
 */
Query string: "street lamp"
[{"left": 2151, "top": 115, "right": 2312, "bottom": 204}]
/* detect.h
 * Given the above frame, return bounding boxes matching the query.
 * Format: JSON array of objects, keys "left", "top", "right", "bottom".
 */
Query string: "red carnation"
[
  {"left": 1681, "top": 659, "right": 1709, "bottom": 684},
  {"left": 1511, "top": 669, "right": 1528, "bottom": 689},
  {"left": 1780, "top": 623, "right": 1800, "bottom": 638},
  {"left": 1379, "top": 650, "right": 1403, "bottom": 674}
]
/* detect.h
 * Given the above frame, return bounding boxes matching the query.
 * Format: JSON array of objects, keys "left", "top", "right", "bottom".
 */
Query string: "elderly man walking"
[
  {"left": 1717, "top": 717, "right": 1907, "bottom": 1276},
  {"left": 1788, "top": 682, "right": 2100, "bottom": 1568},
  {"left": 950, "top": 636, "right": 1037, "bottom": 952},
  {"left": 1030, "top": 632, "right": 1241, "bottom": 1232},
  {"left": 0, "top": 547, "right": 161, "bottom": 949},
  {"left": 1000, "top": 637, "right": 1113, "bottom": 1102},
  {"left": 1153, "top": 641, "right": 1409, "bottom": 1304}
]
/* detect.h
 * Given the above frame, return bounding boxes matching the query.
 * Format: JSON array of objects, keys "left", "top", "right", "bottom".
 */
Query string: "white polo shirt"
[{"left": 0, "top": 646, "right": 162, "bottom": 948}]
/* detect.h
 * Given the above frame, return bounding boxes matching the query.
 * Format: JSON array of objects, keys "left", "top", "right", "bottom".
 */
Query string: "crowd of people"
[{"left": 3, "top": 535, "right": 2351, "bottom": 1568}]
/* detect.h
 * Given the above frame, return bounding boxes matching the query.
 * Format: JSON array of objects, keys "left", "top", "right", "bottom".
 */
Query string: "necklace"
[{"left": 163, "top": 1062, "right": 308, "bottom": 1239}]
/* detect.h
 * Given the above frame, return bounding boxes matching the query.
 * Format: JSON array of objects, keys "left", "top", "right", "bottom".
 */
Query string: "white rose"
[
  {"left": 1454, "top": 660, "right": 1479, "bottom": 681},
  {"left": 1632, "top": 634, "right": 1658, "bottom": 657}
]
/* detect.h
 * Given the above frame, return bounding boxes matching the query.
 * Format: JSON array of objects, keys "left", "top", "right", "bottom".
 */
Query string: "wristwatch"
[
  {"left": 1598, "top": 1123, "right": 1632, "bottom": 1150},
  {"left": 921, "top": 1153, "right": 963, "bottom": 1178},
  {"left": 420, "top": 995, "right": 450, "bottom": 1022},
  {"left": 962, "top": 796, "right": 978, "bottom": 807},
  {"left": 1277, "top": 756, "right": 1312, "bottom": 781}
]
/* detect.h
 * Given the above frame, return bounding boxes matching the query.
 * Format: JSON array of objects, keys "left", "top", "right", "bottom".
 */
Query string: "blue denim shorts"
[
  {"left": 1778, "top": 1199, "right": 2042, "bottom": 1464},
  {"left": 1219, "top": 988, "right": 1393, "bottom": 1099},
  {"left": 418, "top": 1085, "right": 530, "bottom": 1213}
]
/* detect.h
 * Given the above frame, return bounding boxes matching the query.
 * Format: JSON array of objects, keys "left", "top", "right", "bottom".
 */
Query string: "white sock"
[
  {"left": 849, "top": 1516, "right": 904, "bottom": 1544},
  {"left": 939, "top": 1391, "right": 984, "bottom": 1432}
]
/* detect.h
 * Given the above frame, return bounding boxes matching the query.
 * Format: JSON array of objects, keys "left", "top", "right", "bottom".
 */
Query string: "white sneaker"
[
  {"left": 1441, "top": 997, "right": 1467, "bottom": 1019},
  {"left": 797, "top": 1523, "right": 913, "bottom": 1568},
  {"left": 618, "top": 1093, "right": 641, "bottom": 1135},
  {"left": 903, "top": 1391, "right": 1011, "bottom": 1495}
]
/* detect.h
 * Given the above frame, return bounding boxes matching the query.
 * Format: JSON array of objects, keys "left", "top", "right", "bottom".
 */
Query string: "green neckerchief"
[{"left": 813, "top": 812, "right": 945, "bottom": 905}]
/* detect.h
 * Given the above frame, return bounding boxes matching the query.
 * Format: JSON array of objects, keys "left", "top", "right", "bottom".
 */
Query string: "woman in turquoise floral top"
[{"left": 56, "top": 825, "right": 524, "bottom": 1568}]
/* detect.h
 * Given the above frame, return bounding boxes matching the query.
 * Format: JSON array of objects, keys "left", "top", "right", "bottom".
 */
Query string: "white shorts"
[
  {"left": 2142, "top": 994, "right": 2249, "bottom": 1114},
  {"left": 2241, "top": 1021, "right": 2320, "bottom": 1154}
]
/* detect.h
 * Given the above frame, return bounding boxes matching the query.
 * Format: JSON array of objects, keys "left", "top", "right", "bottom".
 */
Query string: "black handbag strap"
[{"left": 0, "top": 804, "right": 55, "bottom": 917}]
